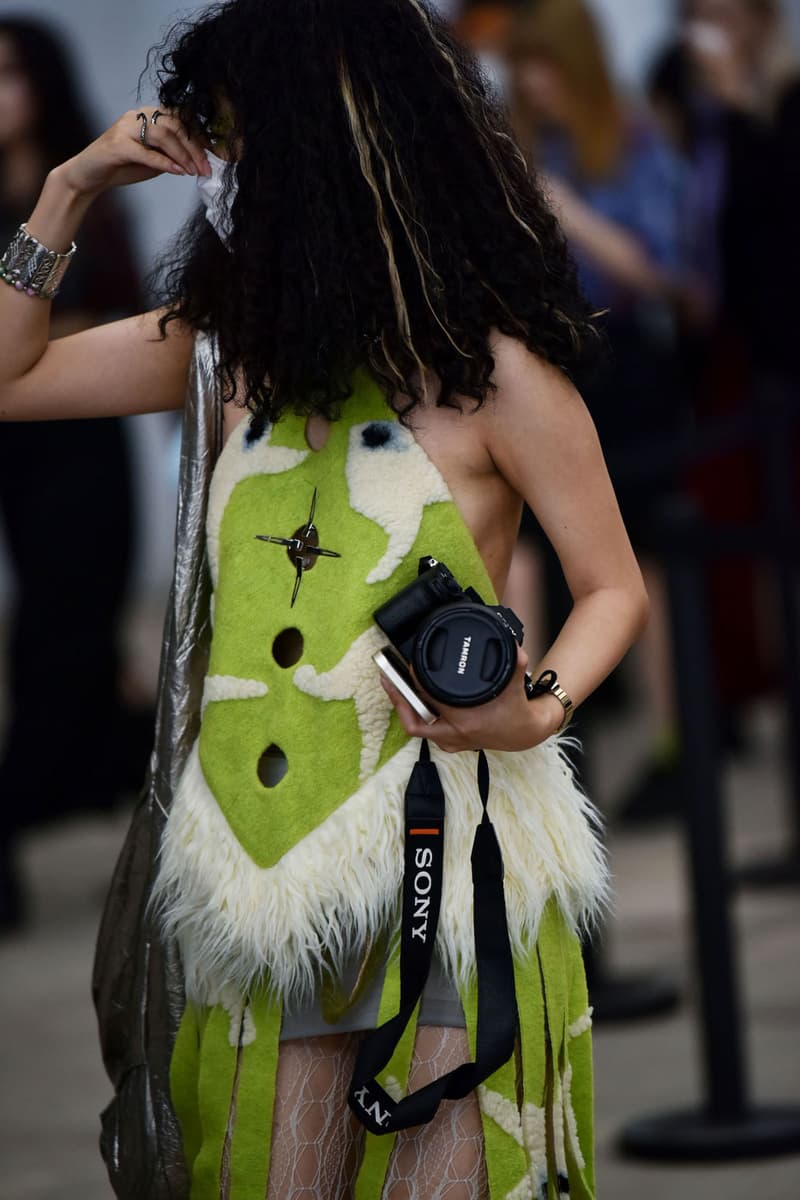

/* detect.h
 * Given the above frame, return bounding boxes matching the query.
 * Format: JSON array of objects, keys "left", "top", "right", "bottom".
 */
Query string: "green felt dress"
[{"left": 152, "top": 365, "right": 607, "bottom": 1199}]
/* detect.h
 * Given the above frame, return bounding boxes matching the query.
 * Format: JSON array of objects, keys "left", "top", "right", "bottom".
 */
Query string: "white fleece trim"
[
  {"left": 152, "top": 733, "right": 609, "bottom": 1009},
  {"left": 206, "top": 418, "right": 308, "bottom": 588},
  {"left": 293, "top": 625, "right": 392, "bottom": 781},
  {"left": 345, "top": 421, "right": 450, "bottom": 584},
  {"left": 201, "top": 674, "right": 269, "bottom": 715}
]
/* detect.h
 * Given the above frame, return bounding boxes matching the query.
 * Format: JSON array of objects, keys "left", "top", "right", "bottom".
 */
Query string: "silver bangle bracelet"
[{"left": 0, "top": 222, "right": 77, "bottom": 300}]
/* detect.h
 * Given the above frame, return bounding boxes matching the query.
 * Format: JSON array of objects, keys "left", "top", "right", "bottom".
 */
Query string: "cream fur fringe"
[{"left": 151, "top": 735, "right": 610, "bottom": 1010}]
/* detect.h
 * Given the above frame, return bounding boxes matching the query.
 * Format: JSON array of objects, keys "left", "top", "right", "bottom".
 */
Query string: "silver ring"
[
  {"left": 136, "top": 111, "right": 148, "bottom": 146},
  {"left": 151, "top": 109, "right": 164, "bottom": 126}
]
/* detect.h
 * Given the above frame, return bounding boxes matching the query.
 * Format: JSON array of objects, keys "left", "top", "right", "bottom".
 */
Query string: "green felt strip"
[
  {"left": 484, "top": 1055, "right": 530, "bottom": 1199},
  {"left": 562, "top": 933, "right": 596, "bottom": 1200},
  {"left": 462, "top": 976, "right": 529, "bottom": 1199},
  {"left": 190, "top": 1006, "right": 241, "bottom": 1200},
  {"left": 536, "top": 909, "right": 566, "bottom": 1200},
  {"left": 515, "top": 943, "right": 547, "bottom": 1108},
  {"left": 516, "top": 943, "right": 549, "bottom": 1199},
  {"left": 535, "top": 898, "right": 569, "bottom": 1074},
  {"left": 536, "top": 901, "right": 597, "bottom": 1200},
  {"left": 229, "top": 992, "right": 283, "bottom": 1200},
  {"left": 354, "top": 949, "right": 419, "bottom": 1200},
  {"left": 170, "top": 1002, "right": 203, "bottom": 1176}
]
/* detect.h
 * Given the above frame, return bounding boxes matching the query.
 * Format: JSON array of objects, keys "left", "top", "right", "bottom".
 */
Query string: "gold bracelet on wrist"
[{"left": 526, "top": 668, "right": 575, "bottom": 733}]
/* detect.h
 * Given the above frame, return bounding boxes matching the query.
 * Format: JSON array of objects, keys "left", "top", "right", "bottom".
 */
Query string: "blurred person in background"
[
  {"left": 650, "top": 0, "right": 793, "bottom": 347},
  {"left": 0, "top": 16, "right": 145, "bottom": 933},
  {"left": 649, "top": 0, "right": 798, "bottom": 764},
  {"left": 0, "top": 1, "right": 650, "bottom": 1195},
  {"left": 506, "top": 0, "right": 687, "bottom": 821},
  {"left": 452, "top": 0, "right": 524, "bottom": 92}
]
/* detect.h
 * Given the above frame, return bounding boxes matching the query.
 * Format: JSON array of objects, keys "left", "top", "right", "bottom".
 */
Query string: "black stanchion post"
[
  {"left": 737, "top": 375, "right": 800, "bottom": 886},
  {"left": 575, "top": 713, "right": 680, "bottom": 1023},
  {"left": 619, "top": 497, "right": 800, "bottom": 1159}
]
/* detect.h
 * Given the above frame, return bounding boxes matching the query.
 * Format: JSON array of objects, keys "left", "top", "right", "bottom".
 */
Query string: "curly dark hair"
[{"left": 149, "top": 0, "right": 597, "bottom": 429}]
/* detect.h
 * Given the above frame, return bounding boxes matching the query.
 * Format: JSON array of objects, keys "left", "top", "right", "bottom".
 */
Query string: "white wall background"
[{"left": 0, "top": 0, "right": 798, "bottom": 602}]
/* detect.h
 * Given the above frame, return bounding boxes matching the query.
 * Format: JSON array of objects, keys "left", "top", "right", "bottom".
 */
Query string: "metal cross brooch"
[{"left": 255, "top": 487, "right": 341, "bottom": 606}]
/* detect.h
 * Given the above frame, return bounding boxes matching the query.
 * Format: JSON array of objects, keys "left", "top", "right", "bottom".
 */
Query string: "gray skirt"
[{"left": 280, "top": 951, "right": 466, "bottom": 1040}]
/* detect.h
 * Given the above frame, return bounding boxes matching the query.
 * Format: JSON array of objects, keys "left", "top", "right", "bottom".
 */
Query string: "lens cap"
[{"left": 412, "top": 604, "right": 518, "bottom": 707}]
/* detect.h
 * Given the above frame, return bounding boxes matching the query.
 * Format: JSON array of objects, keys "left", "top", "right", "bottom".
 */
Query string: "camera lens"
[{"left": 413, "top": 604, "right": 518, "bottom": 707}]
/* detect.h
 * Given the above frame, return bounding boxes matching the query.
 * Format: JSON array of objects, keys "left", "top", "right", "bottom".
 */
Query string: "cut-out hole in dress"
[
  {"left": 257, "top": 744, "right": 289, "bottom": 788},
  {"left": 272, "top": 628, "right": 304, "bottom": 668},
  {"left": 304, "top": 414, "right": 332, "bottom": 452}
]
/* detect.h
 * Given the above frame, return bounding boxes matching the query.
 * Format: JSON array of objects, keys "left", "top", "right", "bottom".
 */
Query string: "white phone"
[{"left": 373, "top": 647, "right": 439, "bottom": 725}]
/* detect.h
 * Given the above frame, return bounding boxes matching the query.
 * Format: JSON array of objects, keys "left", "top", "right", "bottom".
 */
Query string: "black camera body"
[{"left": 373, "top": 557, "right": 524, "bottom": 708}]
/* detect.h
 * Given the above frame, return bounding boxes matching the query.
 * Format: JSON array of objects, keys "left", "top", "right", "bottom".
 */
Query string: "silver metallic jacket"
[{"left": 92, "top": 338, "right": 221, "bottom": 1199}]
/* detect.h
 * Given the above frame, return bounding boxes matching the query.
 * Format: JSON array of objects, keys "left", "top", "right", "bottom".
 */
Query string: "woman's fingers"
[
  {"left": 128, "top": 140, "right": 187, "bottom": 178},
  {"left": 380, "top": 677, "right": 473, "bottom": 753},
  {"left": 134, "top": 109, "right": 209, "bottom": 176},
  {"left": 153, "top": 113, "right": 211, "bottom": 175},
  {"left": 381, "top": 678, "right": 433, "bottom": 736}
]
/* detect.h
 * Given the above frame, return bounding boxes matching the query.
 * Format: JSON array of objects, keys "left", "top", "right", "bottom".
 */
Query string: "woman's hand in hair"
[
  {"left": 59, "top": 106, "right": 211, "bottom": 198},
  {"left": 380, "top": 645, "right": 563, "bottom": 753}
]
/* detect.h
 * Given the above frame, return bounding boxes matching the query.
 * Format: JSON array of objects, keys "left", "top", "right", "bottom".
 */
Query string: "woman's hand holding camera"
[{"left": 380, "top": 645, "right": 564, "bottom": 753}]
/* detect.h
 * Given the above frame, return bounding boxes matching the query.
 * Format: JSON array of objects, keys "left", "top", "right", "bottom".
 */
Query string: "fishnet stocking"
[
  {"left": 266, "top": 1033, "right": 365, "bottom": 1200},
  {"left": 383, "top": 1026, "right": 489, "bottom": 1200},
  {"left": 265, "top": 1027, "right": 488, "bottom": 1199}
]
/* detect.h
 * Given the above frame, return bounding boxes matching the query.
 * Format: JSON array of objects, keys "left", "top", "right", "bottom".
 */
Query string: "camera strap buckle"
[{"left": 347, "top": 740, "right": 518, "bottom": 1134}]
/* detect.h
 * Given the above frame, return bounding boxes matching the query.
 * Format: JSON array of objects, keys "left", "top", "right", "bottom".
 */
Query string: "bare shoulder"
[
  {"left": 487, "top": 331, "right": 585, "bottom": 428},
  {"left": 481, "top": 331, "right": 600, "bottom": 473}
]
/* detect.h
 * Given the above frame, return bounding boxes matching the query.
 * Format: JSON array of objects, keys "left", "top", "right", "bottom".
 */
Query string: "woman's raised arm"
[{"left": 0, "top": 107, "right": 211, "bottom": 420}]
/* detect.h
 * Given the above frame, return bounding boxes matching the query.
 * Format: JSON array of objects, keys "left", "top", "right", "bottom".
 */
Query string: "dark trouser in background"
[{"left": 0, "top": 418, "right": 136, "bottom": 929}]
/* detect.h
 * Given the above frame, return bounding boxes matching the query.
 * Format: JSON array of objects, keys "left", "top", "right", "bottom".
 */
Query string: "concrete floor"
[{"left": 1, "top": 702, "right": 799, "bottom": 1199}]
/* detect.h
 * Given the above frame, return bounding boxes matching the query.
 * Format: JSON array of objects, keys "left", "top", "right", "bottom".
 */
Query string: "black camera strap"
[{"left": 347, "top": 740, "right": 518, "bottom": 1133}]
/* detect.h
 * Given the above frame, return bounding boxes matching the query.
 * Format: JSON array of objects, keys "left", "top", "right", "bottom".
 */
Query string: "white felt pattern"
[
  {"left": 345, "top": 421, "right": 451, "bottom": 584},
  {"left": 206, "top": 419, "right": 308, "bottom": 588},
  {"left": 478, "top": 1086, "right": 524, "bottom": 1147},
  {"left": 201, "top": 674, "right": 269, "bottom": 715},
  {"left": 562, "top": 1062, "right": 586, "bottom": 1171},
  {"left": 505, "top": 1180, "right": 536, "bottom": 1200},
  {"left": 477, "top": 1091, "right": 549, "bottom": 1200},
  {"left": 522, "top": 1102, "right": 549, "bottom": 1195},
  {"left": 567, "top": 1007, "right": 593, "bottom": 1040},
  {"left": 292, "top": 625, "right": 393, "bottom": 781}
]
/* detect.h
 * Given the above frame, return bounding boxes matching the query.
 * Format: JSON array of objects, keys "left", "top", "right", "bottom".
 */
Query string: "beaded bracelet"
[{"left": 0, "top": 223, "right": 77, "bottom": 300}]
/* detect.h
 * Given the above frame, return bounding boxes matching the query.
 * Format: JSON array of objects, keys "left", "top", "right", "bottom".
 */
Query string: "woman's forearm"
[
  {"left": 0, "top": 164, "right": 96, "bottom": 386},
  {"left": 531, "top": 584, "right": 650, "bottom": 726},
  {"left": 546, "top": 176, "right": 667, "bottom": 299}
]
